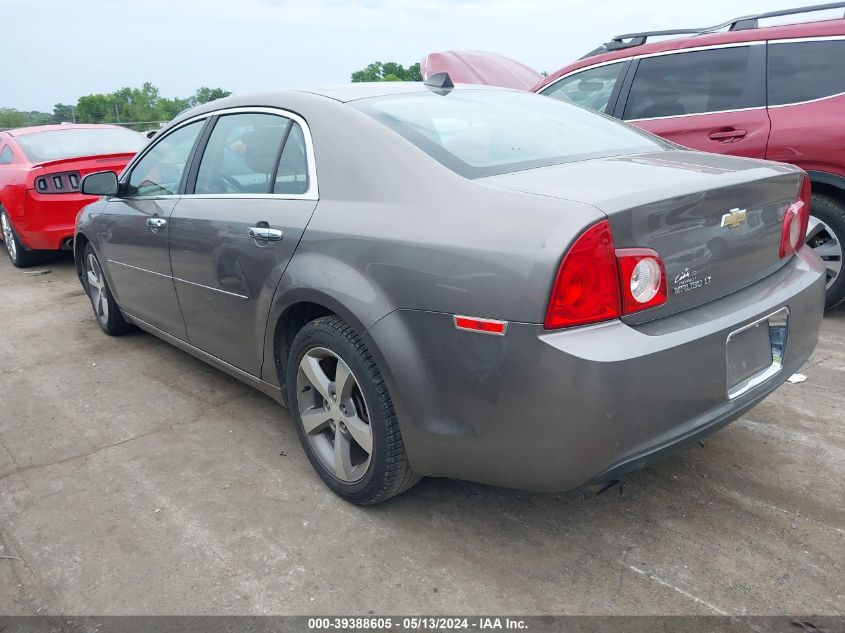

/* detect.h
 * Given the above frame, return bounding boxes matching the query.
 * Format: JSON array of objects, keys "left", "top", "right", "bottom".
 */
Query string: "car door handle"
[
  {"left": 248, "top": 226, "right": 283, "bottom": 241},
  {"left": 146, "top": 217, "right": 167, "bottom": 228},
  {"left": 709, "top": 129, "right": 747, "bottom": 141}
]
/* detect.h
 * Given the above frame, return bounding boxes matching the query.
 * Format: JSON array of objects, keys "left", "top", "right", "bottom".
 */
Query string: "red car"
[
  {"left": 0, "top": 124, "right": 145, "bottom": 267},
  {"left": 423, "top": 3, "right": 845, "bottom": 309}
]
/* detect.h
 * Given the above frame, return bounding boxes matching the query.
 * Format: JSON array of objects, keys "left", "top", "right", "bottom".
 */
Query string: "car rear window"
[
  {"left": 768, "top": 39, "right": 845, "bottom": 106},
  {"left": 353, "top": 89, "right": 664, "bottom": 178},
  {"left": 15, "top": 128, "right": 145, "bottom": 163}
]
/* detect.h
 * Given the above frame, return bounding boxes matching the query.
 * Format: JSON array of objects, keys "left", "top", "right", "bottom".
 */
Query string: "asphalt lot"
[{"left": 0, "top": 251, "right": 842, "bottom": 616}]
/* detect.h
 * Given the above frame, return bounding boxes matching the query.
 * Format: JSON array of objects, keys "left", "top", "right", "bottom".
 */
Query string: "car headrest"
[{"left": 242, "top": 128, "right": 281, "bottom": 174}]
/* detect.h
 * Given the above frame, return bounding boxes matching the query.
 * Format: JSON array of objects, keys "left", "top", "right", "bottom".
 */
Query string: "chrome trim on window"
[
  {"left": 121, "top": 106, "right": 319, "bottom": 202},
  {"left": 625, "top": 106, "right": 768, "bottom": 123}
]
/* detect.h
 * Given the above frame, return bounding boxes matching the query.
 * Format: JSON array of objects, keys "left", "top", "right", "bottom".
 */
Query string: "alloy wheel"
[
  {"left": 86, "top": 253, "right": 110, "bottom": 325},
  {"left": 296, "top": 347, "right": 373, "bottom": 483},
  {"left": 807, "top": 215, "right": 843, "bottom": 290},
  {"left": 1, "top": 213, "right": 17, "bottom": 262}
]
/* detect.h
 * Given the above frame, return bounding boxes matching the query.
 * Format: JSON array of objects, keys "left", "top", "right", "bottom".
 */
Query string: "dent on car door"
[
  {"left": 168, "top": 111, "right": 318, "bottom": 376},
  {"left": 98, "top": 118, "right": 207, "bottom": 337},
  {"left": 619, "top": 45, "right": 770, "bottom": 159}
]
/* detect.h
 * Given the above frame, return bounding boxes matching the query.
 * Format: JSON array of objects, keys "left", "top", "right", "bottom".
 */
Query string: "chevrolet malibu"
[{"left": 75, "top": 81, "right": 825, "bottom": 504}]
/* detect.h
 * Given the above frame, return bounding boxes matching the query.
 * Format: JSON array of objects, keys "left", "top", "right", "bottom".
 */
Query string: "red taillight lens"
[
  {"left": 544, "top": 220, "right": 621, "bottom": 329},
  {"left": 779, "top": 175, "right": 811, "bottom": 259},
  {"left": 616, "top": 248, "right": 668, "bottom": 313}
]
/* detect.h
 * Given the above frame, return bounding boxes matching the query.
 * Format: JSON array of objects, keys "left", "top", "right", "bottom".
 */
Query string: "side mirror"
[{"left": 81, "top": 171, "right": 119, "bottom": 196}]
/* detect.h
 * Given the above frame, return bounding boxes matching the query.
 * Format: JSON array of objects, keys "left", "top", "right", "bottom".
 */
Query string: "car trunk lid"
[{"left": 478, "top": 150, "right": 804, "bottom": 323}]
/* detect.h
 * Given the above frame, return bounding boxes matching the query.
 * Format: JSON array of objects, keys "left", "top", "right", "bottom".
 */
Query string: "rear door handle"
[
  {"left": 709, "top": 129, "right": 747, "bottom": 141},
  {"left": 248, "top": 226, "right": 283, "bottom": 241},
  {"left": 146, "top": 217, "right": 167, "bottom": 229}
]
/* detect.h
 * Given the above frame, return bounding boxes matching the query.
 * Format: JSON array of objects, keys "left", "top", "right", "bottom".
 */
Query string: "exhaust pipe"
[{"left": 61, "top": 237, "right": 74, "bottom": 251}]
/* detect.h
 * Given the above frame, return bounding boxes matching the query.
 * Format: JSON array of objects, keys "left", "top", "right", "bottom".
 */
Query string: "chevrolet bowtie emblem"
[{"left": 720, "top": 208, "right": 747, "bottom": 229}]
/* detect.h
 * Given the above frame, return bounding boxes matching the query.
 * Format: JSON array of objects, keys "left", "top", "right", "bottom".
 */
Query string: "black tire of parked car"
[
  {"left": 810, "top": 193, "right": 845, "bottom": 310},
  {"left": 1, "top": 209, "right": 43, "bottom": 268},
  {"left": 81, "top": 243, "right": 134, "bottom": 336},
  {"left": 287, "top": 316, "right": 420, "bottom": 505}
]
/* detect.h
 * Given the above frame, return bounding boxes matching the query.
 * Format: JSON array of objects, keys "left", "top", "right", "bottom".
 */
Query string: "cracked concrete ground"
[{"left": 0, "top": 253, "right": 842, "bottom": 616}]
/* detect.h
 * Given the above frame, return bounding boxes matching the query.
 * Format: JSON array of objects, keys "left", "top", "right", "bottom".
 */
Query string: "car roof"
[
  {"left": 536, "top": 16, "right": 845, "bottom": 91},
  {"left": 294, "top": 81, "right": 513, "bottom": 103},
  {"left": 169, "top": 82, "right": 520, "bottom": 125},
  {"left": 4, "top": 123, "right": 127, "bottom": 137}
]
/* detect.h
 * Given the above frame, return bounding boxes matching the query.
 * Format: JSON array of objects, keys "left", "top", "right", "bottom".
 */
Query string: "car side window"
[
  {"left": 768, "top": 40, "right": 845, "bottom": 106},
  {"left": 623, "top": 46, "right": 759, "bottom": 120},
  {"left": 195, "top": 113, "right": 289, "bottom": 195},
  {"left": 127, "top": 120, "right": 205, "bottom": 197},
  {"left": 0, "top": 145, "right": 13, "bottom": 164},
  {"left": 540, "top": 62, "right": 626, "bottom": 114},
  {"left": 273, "top": 122, "right": 309, "bottom": 195}
]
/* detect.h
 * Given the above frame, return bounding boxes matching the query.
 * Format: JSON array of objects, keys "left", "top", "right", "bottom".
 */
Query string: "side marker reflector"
[{"left": 453, "top": 315, "right": 508, "bottom": 335}]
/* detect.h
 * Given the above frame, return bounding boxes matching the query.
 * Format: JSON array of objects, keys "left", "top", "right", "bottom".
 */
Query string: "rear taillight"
[
  {"left": 34, "top": 171, "right": 82, "bottom": 194},
  {"left": 545, "top": 221, "right": 668, "bottom": 329},
  {"left": 544, "top": 220, "right": 621, "bottom": 329},
  {"left": 779, "top": 175, "right": 811, "bottom": 259},
  {"left": 616, "top": 248, "right": 668, "bottom": 313}
]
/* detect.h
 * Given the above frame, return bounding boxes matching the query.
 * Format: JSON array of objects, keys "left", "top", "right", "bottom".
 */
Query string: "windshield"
[
  {"left": 16, "top": 128, "right": 145, "bottom": 163},
  {"left": 353, "top": 89, "right": 665, "bottom": 178}
]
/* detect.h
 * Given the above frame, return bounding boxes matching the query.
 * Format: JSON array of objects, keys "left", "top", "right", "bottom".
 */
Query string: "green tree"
[
  {"left": 191, "top": 87, "right": 231, "bottom": 106},
  {"left": 52, "top": 103, "right": 76, "bottom": 123},
  {"left": 351, "top": 61, "right": 421, "bottom": 83},
  {"left": 0, "top": 108, "right": 53, "bottom": 128},
  {"left": 5, "top": 84, "right": 233, "bottom": 130},
  {"left": 0, "top": 108, "right": 29, "bottom": 128}
]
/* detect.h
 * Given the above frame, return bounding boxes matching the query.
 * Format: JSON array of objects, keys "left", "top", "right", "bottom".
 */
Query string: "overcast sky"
[{"left": 2, "top": 0, "right": 824, "bottom": 112}]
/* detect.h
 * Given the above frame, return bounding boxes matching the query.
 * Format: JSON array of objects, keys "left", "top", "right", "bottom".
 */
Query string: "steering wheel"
[{"left": 219, "top": 174, "right": 245, "bottom": 193}]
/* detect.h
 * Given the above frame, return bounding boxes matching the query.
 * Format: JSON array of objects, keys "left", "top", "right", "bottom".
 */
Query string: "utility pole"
[
  {"left": 70, "top": 106, "right": 76, "bottom": 123},
  {"left": 114, "top": 103, "right": 120, "bottom": 124}
]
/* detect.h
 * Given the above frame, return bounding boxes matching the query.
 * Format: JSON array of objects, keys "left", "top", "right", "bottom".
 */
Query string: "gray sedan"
[{"left": 75, "top": 81, "right": 826, "bottom": 504}]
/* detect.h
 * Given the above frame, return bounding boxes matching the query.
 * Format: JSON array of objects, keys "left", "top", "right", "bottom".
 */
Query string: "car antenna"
[{"left": 424, "top": 71, "right": 454, "bottom": 96}]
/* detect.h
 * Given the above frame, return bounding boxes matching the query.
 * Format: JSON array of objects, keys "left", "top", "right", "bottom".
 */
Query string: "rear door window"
[
  {"left": 768, "top": 39, "right": 845, "bottom": 106},
  {"left": 195, "top": 113, "right": 289, "bottom": 195},
  {"left": 540, "top": 61, "right": 627, "bottom": 114},
  {"left": 623, "top": 46, "right": 761, "bottom": 120}
]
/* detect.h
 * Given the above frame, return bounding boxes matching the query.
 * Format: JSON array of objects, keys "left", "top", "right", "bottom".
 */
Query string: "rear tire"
[
  {"left": 1, "top": 210, "right": 42, "bottom": 268},
  {"left": 286, "top": 316, "right": 420, "bottom": 505},
  {"left": 81, "top": 244, "right": 133, "bottom": 336},
  {"left": 808, "top": 193, "right": 845, "bottom": 310}
]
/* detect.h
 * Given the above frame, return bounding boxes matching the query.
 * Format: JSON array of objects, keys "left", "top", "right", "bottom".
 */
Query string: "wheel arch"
[
  {"left": 807, "top": 170, "right": 845, "bottom": 204},
  {"left": 262, "top": 251, "right": 398, "bottom": 392},
  {"left": 73, "top": 230, "right": 91, "bottom": 284}
]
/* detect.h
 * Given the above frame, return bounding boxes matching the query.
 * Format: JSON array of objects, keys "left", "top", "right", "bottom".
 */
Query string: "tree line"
[
  {"left": 0, "top": 84, "right": 230, "bottom": 130},
  {"left": 351, "top": 61, "right": 421, "bottom": 82},
  {"left": 2, "top": 60, "right": 423, "bottom": 132}
]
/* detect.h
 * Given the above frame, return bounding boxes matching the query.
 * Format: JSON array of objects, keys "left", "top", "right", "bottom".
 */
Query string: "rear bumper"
[
  {"left": 366, "top": 247, "right": 826, "bottom": 491},
  {"left": 15, "top": 191, "right": 94, "bottom": 250}
]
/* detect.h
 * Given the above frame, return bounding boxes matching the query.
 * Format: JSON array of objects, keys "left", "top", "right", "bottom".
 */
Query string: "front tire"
[
  {"left": 1, "top": 210, "right": 42, "bottom": 268},
  {"left": 81, "top": 244, "right": 133, "bottom": 336},
  {"left": 808, "top": 193, "right": 845, "bottom": 310},
  {"left": 287, "top": 316, "right": 420, "bottom": 505}
]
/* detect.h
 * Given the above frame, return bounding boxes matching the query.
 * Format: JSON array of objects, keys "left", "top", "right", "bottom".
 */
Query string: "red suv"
[{"left": 425, "top": 3, "right": 845, "bottom": 308}]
